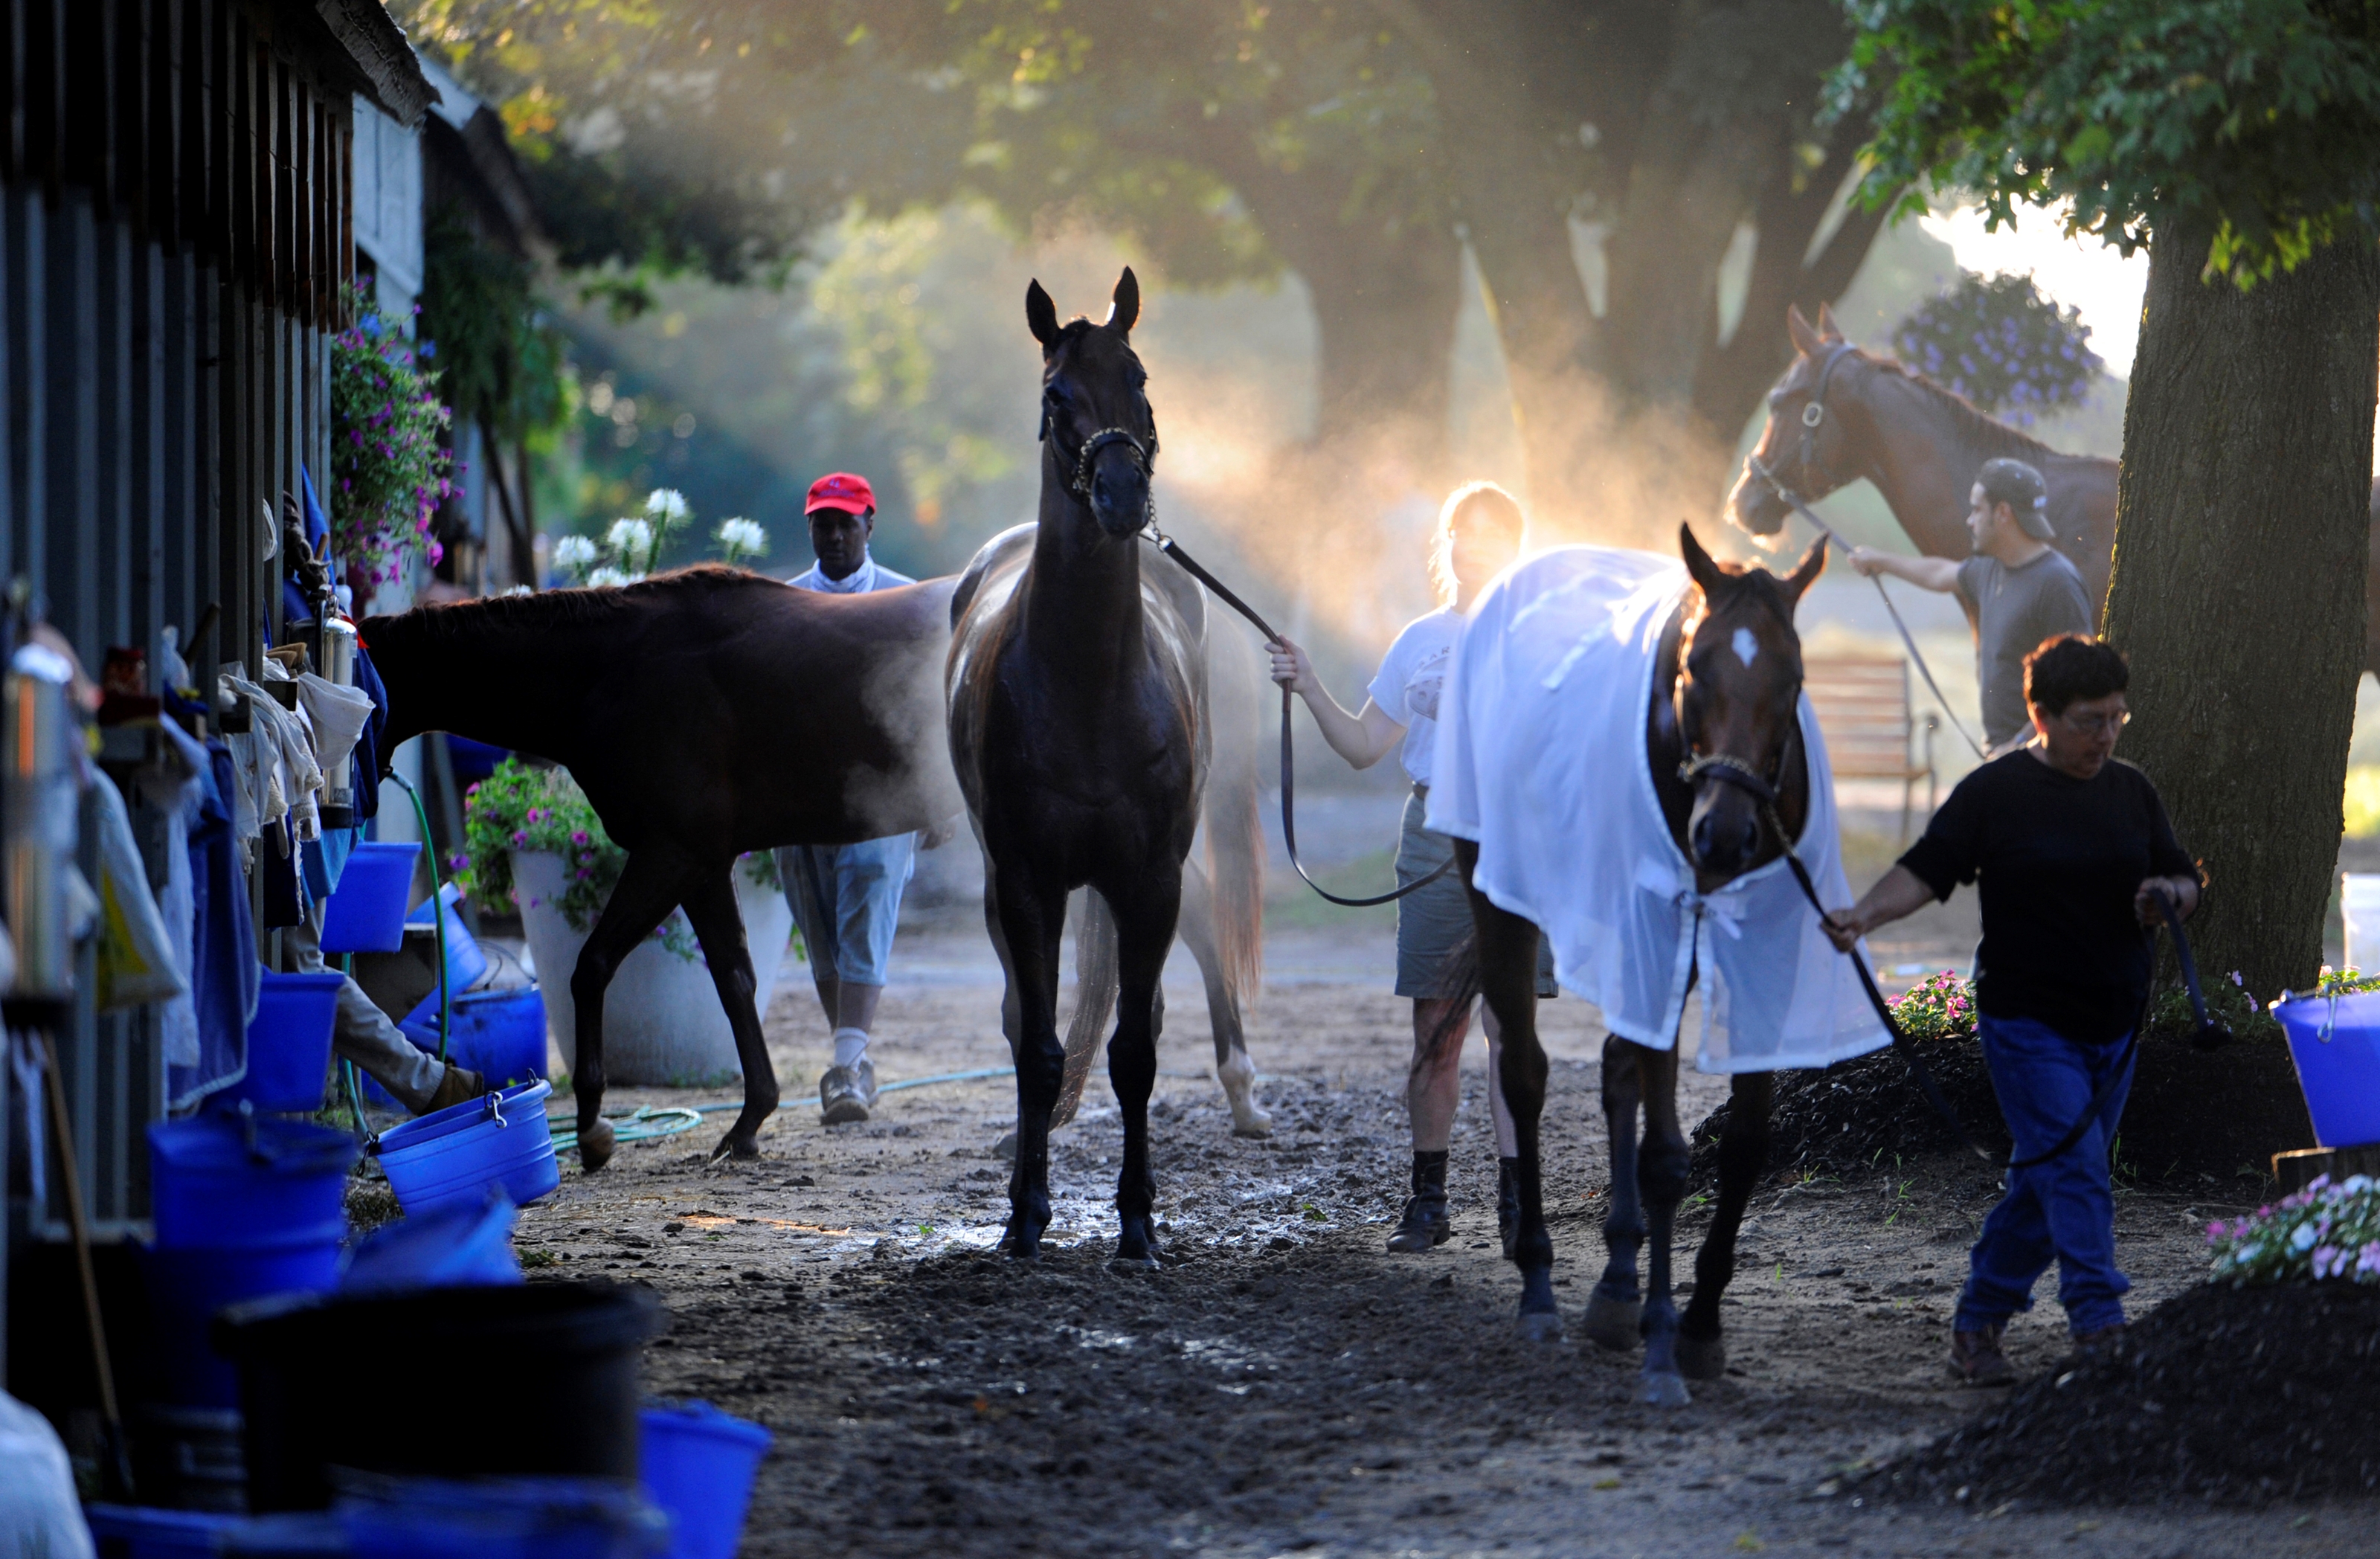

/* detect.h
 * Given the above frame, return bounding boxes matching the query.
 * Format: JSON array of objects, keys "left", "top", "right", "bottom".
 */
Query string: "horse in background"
[
  {"left": 1726, "top": 302, "right": 2380, "bottom": 674},
  {"left": 367, "top": 568, "right": 962, "bottom": 1169},
  {"left": 947, "top": 268, "right": 1268, "bottom": 1265}
]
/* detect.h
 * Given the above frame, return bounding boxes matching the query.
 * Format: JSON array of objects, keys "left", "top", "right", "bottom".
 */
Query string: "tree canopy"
[{"left": 1839, "top": 0, "right": 2380, "bottom": 283}]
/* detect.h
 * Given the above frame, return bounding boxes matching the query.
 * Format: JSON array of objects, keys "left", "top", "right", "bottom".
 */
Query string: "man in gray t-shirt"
[{"left": 1847, "top": 457, "right": 2095, "bottom": 753}]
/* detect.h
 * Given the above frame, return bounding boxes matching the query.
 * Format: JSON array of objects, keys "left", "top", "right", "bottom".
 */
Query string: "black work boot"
[
  {"left": 1497, "top": 1156, "right": 1521, "bottom": 1259},
  {"left": 1386, "top": 1151, "right": 1452, "bottom": 1253}
]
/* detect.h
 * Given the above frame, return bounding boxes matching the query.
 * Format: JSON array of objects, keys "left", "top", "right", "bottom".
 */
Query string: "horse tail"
[
  {"left": 1201, "top": 622, "right": 1267, "bottom": 1011},
  {"left": 1051, "top": 887, "right": 1119, "bottom": 1129},
  {"left": 1417, "top": 930, "right": 1484, "bottom": 1080}
]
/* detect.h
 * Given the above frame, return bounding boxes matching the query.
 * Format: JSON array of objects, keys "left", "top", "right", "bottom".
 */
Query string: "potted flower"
[{"left": 456, "top": 759, "right": 792, "bottom": 1087}]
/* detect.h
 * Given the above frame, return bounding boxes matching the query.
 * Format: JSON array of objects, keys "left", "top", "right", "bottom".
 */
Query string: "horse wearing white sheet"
[{"left": 1428, "top": 526, "right": 1888, "bottom": 1406}]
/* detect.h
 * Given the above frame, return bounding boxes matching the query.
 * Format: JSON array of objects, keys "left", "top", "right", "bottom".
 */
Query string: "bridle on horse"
[{"left": 1740, "top": 344, "right": 1988, "bottom": 762}]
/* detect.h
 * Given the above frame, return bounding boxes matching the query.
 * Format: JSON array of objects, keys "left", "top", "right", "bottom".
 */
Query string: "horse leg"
[
  {"left": 991, "top": 863, "right": 1068, "bottom": 1260},
  {"left": 1104, "top": 870, "right": 1181, "bottom": 1268},
  {"left": 1178, "top": 858, "right": 1270, "bottom": 1139},
  {"left": 1679, "top": 1071, "right": 1772, "bottom": 1381},
  {"left": 1584, "top": 1037, "right": 1647, "bottom": 1351},
  {"left": 1636, "top": 1041, "right": 1693, "bottom": 1407},
  {"left": 566, "top": 849, "right": 692, "bottom": 1171},
  {"left": 1460, "top": 844, "right": 1558, "bottom": 1342},
  {"left": 678, "top": 865, "right": 779, "bottom": 1163}
]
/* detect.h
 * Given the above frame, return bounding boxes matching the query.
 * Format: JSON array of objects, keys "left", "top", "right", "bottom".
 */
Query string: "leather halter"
[
  {"left": 1788, "top": 341, "right": 1860, "bottom": 497},
  {"left": 1039, "top": 398, "right": 1159, "bottom": 510}
]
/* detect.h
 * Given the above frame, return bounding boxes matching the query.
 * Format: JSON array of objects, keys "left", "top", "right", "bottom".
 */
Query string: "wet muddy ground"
[{"left": 509, "top": 893, "right": 2373, "bottom": 1558}]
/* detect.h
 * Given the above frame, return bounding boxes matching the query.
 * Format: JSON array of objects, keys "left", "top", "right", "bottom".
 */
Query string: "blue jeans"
[{"left": 1955, "top": 1013, "right": 2135, "bottom": 1337}]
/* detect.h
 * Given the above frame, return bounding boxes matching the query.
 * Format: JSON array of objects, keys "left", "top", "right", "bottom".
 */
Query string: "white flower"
[
  {"left": 714, "top": 517, "right": 768, "bottom": 561},
  {"left": 586, "top": 566, "right": 630, "bottom": 589},
  {"left": 551, "top": 534, "right": 598, "bottom": 571},
  {"left": 499, "top": 585, "right": 533, "bottom": 597},
  {"left": 2291, "top": 1222, "right": 2319, "bottom": 1253},
  {"left": 644, "top": 488, "right": 689, "bottom": 524},
  {"left": 606, "top": 516, "right": 652, "bottom": 553}
]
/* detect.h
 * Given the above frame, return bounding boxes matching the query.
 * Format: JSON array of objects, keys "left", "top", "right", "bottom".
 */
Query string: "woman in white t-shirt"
[{"left": 1268, "top": 480, "right": 1554, "bottom": 1256}]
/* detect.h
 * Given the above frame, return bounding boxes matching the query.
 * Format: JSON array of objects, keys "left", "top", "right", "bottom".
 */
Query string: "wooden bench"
[{"left": 1804, "top": 655, "right": 1940, "bottom": 841}]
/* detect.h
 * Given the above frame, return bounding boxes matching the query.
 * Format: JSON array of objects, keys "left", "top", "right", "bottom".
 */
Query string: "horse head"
[
  {"left": 1026, "top": 268, "right": 1158, "bottom": 539},
  {"left": 1673, "top": 523, "right": 1824, "bottom": 878},
  {"left": 1725, "top": 302, "right": 1865, "bottom": 540}
]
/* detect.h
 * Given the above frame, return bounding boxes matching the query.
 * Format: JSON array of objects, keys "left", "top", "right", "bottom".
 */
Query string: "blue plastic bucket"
[
  {"left": 338, "top": 1477, "right": 665, "bottom": 1559},
  {"left": 149, "top": 1115, "right": 356, "bottom": 1250},
  {"left": 320, "top": 842, "right": 422, "bottom": 954},
  {"left": 2274, "top": 991, "right": 2380, "bottom": 1148},
  {"left": 85, "top": 1504, "right": 245, "bottom": 1559},
  {"left": 361, "top": 986, "right": 549, "bottom": 1110},
  {"left": 639, "top": 1404, "right": 772, "bottom": 1559},
  {"left": 215, "top": 972, "right": 345, "bottom": 1114},
  {"left": 403, "top": 882, "right": 492, "bottom": 1006},
  {"left": 139, "top": 1230, "right": 344, "bottom": 1408},
  {"left": 340, "top": 1189, "right": 524, "bottom": 1295},
  {"left": 374, "top": 1080, "right": 559, "bottom": 1218}
]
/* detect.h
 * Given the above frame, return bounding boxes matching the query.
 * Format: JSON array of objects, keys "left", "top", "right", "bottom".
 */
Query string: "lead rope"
[
  {"left": 1148, "top": 528, "right": 1453, "bottom": 908},
  {"left": 1748, "top": 785, "right": 2211, "bottom": 1171},
  {"left": 1743, "top": 453, "right": 1987, "bottom": 762}
]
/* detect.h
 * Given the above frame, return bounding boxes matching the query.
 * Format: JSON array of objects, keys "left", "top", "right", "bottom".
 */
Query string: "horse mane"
[
  {"left": 1860, "top": 350, "right": 2062, "bottom": 463},
  {"left": 382, "top": 563, "right": 776, "bottom": 641}
]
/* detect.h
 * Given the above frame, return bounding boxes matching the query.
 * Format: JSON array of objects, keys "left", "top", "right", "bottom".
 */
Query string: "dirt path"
[{"left": 513, "top": 919, "right": 2370, "bottom": 1559}]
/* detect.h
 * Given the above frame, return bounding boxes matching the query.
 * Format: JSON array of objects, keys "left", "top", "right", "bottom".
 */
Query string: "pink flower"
[{"left": 570, "top": 830, "right": 590, "bottom": 846}]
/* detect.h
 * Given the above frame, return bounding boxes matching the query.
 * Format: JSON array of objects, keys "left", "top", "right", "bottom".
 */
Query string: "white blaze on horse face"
[{"left": 1731, "top": 627, "right": 1760, "bottom": 669}]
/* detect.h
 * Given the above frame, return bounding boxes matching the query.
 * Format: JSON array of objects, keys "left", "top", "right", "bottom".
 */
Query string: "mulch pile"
[
  {"left": 1868, "top": 1281, "right": 2380, "bottom": 1508},
  {"left": 1691, "top": 1030, "right": 2311, "bottom": 1186}
]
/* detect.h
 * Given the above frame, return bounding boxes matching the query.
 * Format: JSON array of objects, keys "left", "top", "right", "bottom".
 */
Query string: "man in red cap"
[{"left": 780, "top": 472, "right": 922, "bottom": 1122}]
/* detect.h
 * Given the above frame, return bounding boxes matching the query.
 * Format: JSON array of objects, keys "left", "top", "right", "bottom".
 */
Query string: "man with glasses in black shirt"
[{"left": 1824, "top": 635, "right": 2200, "bottom": 1385}]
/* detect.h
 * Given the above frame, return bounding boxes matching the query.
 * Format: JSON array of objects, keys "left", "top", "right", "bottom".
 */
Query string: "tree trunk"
[
  {"left": 2103, "top": 222, "right": 2380, "bottom": 1008},
  {"left": 1298, "top": 217, "right": 1464, "bottom": 480}
]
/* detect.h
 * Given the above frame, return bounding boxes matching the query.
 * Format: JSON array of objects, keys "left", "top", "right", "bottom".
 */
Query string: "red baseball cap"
[{"left": 804, "top": 472, "right": 875, "bottom": 515}]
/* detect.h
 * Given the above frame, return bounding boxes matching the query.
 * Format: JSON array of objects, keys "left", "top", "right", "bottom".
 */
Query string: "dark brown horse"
[
  {"left": 366, "top": 567, "right": 960, "bottom": 1167},
  {"left": 1453, "top": 525, "right": 1826, "bottom": 1405},
  {"left": 947, "top": 268, "right": 1265, "bottom": 1264},
  {"left": 1726, "top": 302, "right": 2380, "bottom": 672}
]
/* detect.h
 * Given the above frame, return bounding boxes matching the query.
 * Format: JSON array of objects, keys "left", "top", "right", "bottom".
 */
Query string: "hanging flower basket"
[{"left": 331, "top": 286, "right": 456, "bottom": 593}]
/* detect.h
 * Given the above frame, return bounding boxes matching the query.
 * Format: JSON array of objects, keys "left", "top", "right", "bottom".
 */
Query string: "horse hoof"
[
  {"left": 1230, "top": 1108, "right": 1273, "bottom": 1140},
  {"left": 708, "top": 1131, "right": 762, "bottom": 1163},
  {"left": 1515, "top": 1308, "right": 1565, "bottom": 1345},
  {"left": 1677, "top": 1331, "right": 1727, "bottom": 1381},
  {"left": 1582, "top": 1289, "right": 1642, "bottom": 1353},
  {"left": 1639, "top": 1369, "right": 1692, "bottom": 1409},
  {"left": 576, "top": 1118, "right": 616, "bottom": 1173}
]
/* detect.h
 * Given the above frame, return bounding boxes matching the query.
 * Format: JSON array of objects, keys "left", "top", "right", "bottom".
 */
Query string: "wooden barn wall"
[{"left": 0, "top": 0, "right": 355, "bottom": 1244}]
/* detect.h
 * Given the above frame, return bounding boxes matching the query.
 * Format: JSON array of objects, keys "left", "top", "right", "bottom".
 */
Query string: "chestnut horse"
[
  {"left": 367, "top": 568, "right": 962, "bottom": 1167},
  {"left": 1726, "top": 302, "right": 2380, "bottom": 673},
  {"left": 370, "top": 562, "right": 1274, "bottom": 1167},
  {"left": 1449, "top": 527, "right": 1830, "bottom": 1406},
  {"left": 947, "top": 269, "right": 1266, "bottom": 1264}
]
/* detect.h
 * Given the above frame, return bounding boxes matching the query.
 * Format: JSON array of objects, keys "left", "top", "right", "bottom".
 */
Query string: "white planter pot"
[{"left": 512, "top": 850, "right": 794, "bottom": 1087}]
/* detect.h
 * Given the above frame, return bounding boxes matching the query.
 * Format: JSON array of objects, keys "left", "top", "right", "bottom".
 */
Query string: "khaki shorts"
[{"left": 1394, "top": 786, "right": 1557, "bottom": 1000}]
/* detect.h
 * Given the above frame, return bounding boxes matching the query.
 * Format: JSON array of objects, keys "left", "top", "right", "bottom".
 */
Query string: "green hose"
[{"left": 385, "top": 769, "right": 451, "bottom": 1063}]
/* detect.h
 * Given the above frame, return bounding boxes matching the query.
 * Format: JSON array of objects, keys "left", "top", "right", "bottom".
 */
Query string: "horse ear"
[
  {"left": 1679, "top": 522, "right": 1725, "bottom": 597},
  {"left": 1107, "top": 267, "right": 1140, "bottom": 338},
  {"left": 1786, "top": 303, "right": 1824, "bottom": 359},
  {"left": 1026, "top": 279, "right": 1060, "bottom": 349},
  {"left": 1815, "top": 300, "right": 1844, "bottom": 343},
  {"left": 1782, "top": 536, "right": 1827, "bottom": 603}
]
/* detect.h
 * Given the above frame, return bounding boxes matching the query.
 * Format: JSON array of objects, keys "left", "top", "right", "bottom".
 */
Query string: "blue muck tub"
[
  {"left": 374, "top": 1079, "right": 559, "bottom": 1218},
  {"left": 2274, "top": 990, "right": 2380, "bottom": 1148},
  {"left": 214, "top": 971, "right": 344, "bottom": 1115}
]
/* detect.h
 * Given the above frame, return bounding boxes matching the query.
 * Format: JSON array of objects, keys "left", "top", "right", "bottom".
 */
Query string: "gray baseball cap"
[{"left": 1978, "top": 457, "right": 2055, "bottom": 540}]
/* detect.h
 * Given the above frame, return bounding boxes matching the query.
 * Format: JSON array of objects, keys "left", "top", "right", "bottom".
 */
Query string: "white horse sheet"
[{"left": 1427, "top": 545, "right": 1891, "bottom": 1073}]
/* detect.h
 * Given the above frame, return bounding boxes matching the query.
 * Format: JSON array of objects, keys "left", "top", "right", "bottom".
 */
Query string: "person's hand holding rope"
[{"left": 2135, "top": 874, "right": 2200, "bottom": 926}]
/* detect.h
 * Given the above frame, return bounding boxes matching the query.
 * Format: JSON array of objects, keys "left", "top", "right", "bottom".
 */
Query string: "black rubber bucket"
[{"left": 214, "top": 1281, "right": 660, "bottom": 1512}]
